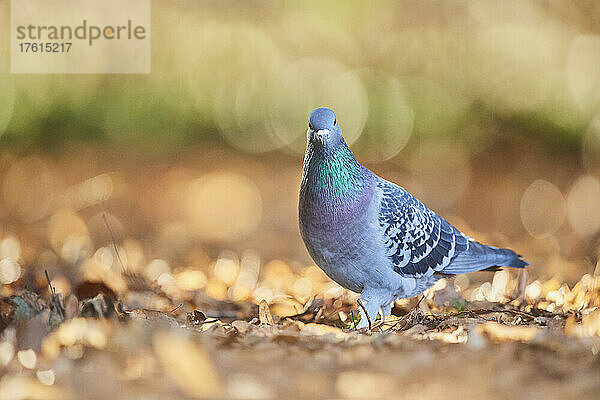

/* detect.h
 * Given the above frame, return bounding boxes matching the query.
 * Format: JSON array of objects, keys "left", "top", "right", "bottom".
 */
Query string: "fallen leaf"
[
  {"left": 231, "top": 320, "right": 251, "bottom": 334},
  {"left": 153, "top": 331, "right": 224, "bottom": 398},
  {"left": 186, "top": 310, "right": 206, "bottom": 326},
  {"left": 41, "top": 318, "right": 110, "bottom": 359},
  {"left": 402, "top": 324, "right": 427, "bottom": 338},
  {"left": 0, "top": 341, "right": 15, "bottom": 366},
  {"left": 301, "top": 323, "right": 347, "bottom": 340},
  {"left": 80, "top": 294, "right": 114, "bottom": 319},
  {"left": 565, "top": 309, "right": 600, "bottom": 338},
  {"left": 36, "top": 369, "right": 55, "bottom": 386},
  {"left": 477, "top": 322, "right": 539, "bottom": 342},
  {"left": 125, "top": 309, "right": 180, "bottom": 329},
  {"left": 426, "top": 326, "right": 468, "bottom": 343},
  {"left": 258, "top": 300, "right": 273, "bottom": 325},
  {"left": 0, "top": 375, "right": 68, "bottom": 400},
  {"left": 17, "top": 349, "right": 37, "bottom": 369}
]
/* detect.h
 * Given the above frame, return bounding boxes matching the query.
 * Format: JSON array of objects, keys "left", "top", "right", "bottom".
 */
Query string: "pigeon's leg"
[
  {"left": 381, "top": 301, "right": 393, "bottom": 318},
  {"left": 355, "top": 289, "right": 386, "bottom": 329}
]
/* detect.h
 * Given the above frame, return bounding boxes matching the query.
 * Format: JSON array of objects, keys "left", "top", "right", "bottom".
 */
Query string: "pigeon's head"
[{"left": 307, "top": 107, "right": 343, "bottom": 150}]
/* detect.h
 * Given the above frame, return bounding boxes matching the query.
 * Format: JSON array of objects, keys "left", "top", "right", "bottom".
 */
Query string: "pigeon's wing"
[{"left": 377, "top": 180, "right": 469, "bottom": 277}]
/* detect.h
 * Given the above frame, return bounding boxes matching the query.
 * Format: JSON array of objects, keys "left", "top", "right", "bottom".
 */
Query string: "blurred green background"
[{"left": 1, "top": 0, "right": 599, "bottom": 156}]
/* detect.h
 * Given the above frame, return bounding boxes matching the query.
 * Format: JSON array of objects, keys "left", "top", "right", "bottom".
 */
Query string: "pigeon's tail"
[{"left": 442, "top": 240, "right": 528, "bottom": 275}]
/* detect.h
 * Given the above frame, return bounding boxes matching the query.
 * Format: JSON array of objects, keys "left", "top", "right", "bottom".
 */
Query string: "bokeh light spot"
[
  {"left": 472, "top": 24, "right": 560, "bottom": 111},
  {"left": 36, "top": 369, "right": 55, "bottom": 386},
  {"left": 269, "top": 58, "right": 368, "bottom": 154},
  {"left": 186, "top": 172, "right": 262, "bottom": 242},
  {"left": 355, "top": 75, "right": 414, "bottom": 163},
  {"left": 146, "top": 259, "right": 171, "bottom": 282},
  {"left": 175, "top": 269, "right": 208, "bottom": 291},
  {"left": 520, "top": 180, "right": 566, "bottom": 238},
  {"left": 211, "top": 24, "right": 284, "bottom": 154},
  {"left": 0, "top": 235, "right": 21, "bottom": 260},
  {"left": 0, "top": 258, "right": 21, "bottom": 284},
  {"left": 213, "top": 254, "right": 240, "bottom": 287},
  {"left": 567, "top": 175, "right": 600, "bottom": 237},
  {"left": 0, "top": 341, "right": 14, "bottom": 366},
  {"left": 567, "top": 35, "right": 600, "bottom": 112},
  {"left": 48, "top": 208, "right": 91, "bottom": 263},
  {"left": 16, "top": 349, "right": 36, "bottom": 369},
  {"left": 3, "top": 157, "right": 56, "bottom": 222}
]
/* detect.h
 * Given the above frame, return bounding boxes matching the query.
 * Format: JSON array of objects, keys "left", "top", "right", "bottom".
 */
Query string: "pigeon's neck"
[
  {"left": 302, "top": 143, "right": 365, "bottom": 196},
  {"left": 300, "top": 143, "right": 372, "bottom": 226}
]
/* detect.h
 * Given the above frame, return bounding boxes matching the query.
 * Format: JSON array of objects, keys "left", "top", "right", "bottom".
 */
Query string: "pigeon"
[{"left": 299, "top": 107, "right": 528, "bottom": 329}]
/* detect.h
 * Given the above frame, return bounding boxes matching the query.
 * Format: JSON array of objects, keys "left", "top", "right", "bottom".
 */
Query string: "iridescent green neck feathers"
[{"left": 301, "top": 143, "right": 366, "bottom": 201}]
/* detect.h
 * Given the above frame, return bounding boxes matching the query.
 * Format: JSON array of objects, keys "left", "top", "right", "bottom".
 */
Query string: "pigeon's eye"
[
  {"left": 308, "top": 123, "right": 313, "bottom": 130},
  {"left": 333, "top": 119, "right": 336, "bottom": 126}
]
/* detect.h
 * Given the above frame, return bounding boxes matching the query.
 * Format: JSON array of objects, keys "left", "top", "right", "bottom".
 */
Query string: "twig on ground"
[
  {"left": 170, "top": 303, "right": 183, "bottom": 314},
  {"left": 314, "top": 307, "right": 324, "bottom": 322},
  {"left": 385, "top": 296, "right": 426, "bottom": 332},
  {"left": 415, "top": 295, "right": 425, "bottom": 309},
  {"left": 45, "top": 270, "right": 56, "bottom": 295},
  {"left": 102, "top": 208, "right": 128, "bottom": 272},
  {"left": 45, "top": 269, "right": 66, "bottom": 323},
  {"left": 356, "top": 298, "right": 372, "bottom": 331},
  {"left": 370, "top": 318, "right": 385, "bottom": 332}
]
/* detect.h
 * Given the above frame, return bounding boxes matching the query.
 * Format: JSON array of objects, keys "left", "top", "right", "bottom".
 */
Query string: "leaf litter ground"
[{"left": 0, "top": 145, "right": 599, "bottom": 399}]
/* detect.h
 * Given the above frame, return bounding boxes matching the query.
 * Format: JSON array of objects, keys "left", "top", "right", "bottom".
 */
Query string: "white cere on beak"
[
  {"left": 307, "top": 128, "right": 330, "bottom": 147},
  {"left": 308, "top": 129, "right": 329, "bottom": 146}
]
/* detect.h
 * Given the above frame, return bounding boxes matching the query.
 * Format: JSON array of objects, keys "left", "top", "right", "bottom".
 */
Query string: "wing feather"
[{"left": 378, "top": 180, "right": 468, "bottom": 277}]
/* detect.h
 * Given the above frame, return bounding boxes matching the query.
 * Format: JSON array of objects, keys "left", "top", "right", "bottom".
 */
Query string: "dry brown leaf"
[
  {"left": 270, "top": 300, "right": 300, "bottom": 318},
  {"left": 301, "top": 323, "right": 347, "bottom": 340},
  {"left": 565, "top": 309, "right": 600, "bottom": 338},
  {"left": 42, "top": 318, "right": 111, "bottom": 359},
  {"left": 402, "top": 324, "right": 427, "bottom": 338},
  {"left": 153, "top": 331, "right": 224, "bottom": 398},
  {"left": 198, "top": 319, "right": 224, "bottom": 332},
  {"left": 126, "top": 309, "right": 181, "bottom": 329},
  {"left": 258, "top": 300, "right": 273, "bottom": 325},
  {"left": 426, "top": 326, "right": 468, "bottom": 343},
  {"left": 477, "top": 322, "right": 539, "bottom": 342},
  {"left": 231, "top": 320, "right": 251, "bottom": 334},
  {"left": 0, "top": 375, "right": 69, "bottom": 400}
]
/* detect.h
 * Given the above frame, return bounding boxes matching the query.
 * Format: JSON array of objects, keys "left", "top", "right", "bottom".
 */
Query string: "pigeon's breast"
[{"left": 299, "top": 182, "right": 395, "bottom": 292}]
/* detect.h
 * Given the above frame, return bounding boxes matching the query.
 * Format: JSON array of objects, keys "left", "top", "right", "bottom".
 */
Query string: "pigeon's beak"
[{"left": 311, "top": 129, "right": 329, "bottom": 147}]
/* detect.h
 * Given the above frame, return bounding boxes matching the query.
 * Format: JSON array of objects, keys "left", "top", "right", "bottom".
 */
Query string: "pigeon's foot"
[
  {"left": 355, "top": 290, "right": 391, "bottom": 331},
  {"left": 355, "top": 298, "right": 373, "bottom": 330}
]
